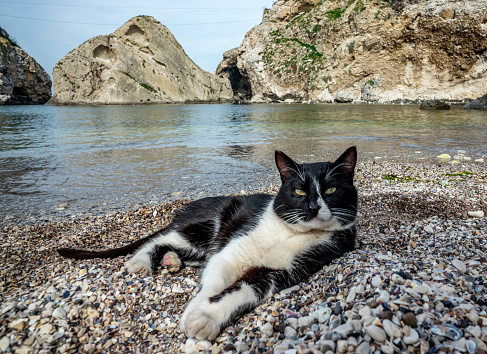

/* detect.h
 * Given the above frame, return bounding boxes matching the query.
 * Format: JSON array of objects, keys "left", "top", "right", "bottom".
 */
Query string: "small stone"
[
  {"left": 359, "top": 305, "right": 372, "bottom": 317},
  {"left": 334, "top": 323, "right": 353, "bottom": 338},
  {"left": 452, "top": 259, "right": 467, "bottom": 273},
  {"left": 372, "top": 275, "right": 382, "bottom": 288},
  {"left": 424, "top": 225, "right": 434, "bottom": 234},
  {"left": 284, "top": 326, "right": 297, "bottom": 338},
  {"left": 366, "top": 325, "right": 387, "bottom": 342},
  {"left": 356, "top": 341, "right": 370, "bottom": 354},
  {"left": 377, "top": 290, "right": 390, "bottom": 303},
  {"left": 321, "top": 340, "right": 335, "bottom": 352},
  {"left": 171, "top": 285, "right": 184, "bottom": 293},
  {"left": 383, "top": 319, "right": 402, "bottom": 338},
  {"left": 0, "top": 336, "right": 10, "bottom": 351},
  {"left": 402, "top": 313, "right": 417, "bottom": 327},
  {"left": 87, "top": 309, "right": 100, "bottom": 319},
  {"left": 52, "top": 307, "right": 67, "bottom": 319},
  {"left": 39, "top": 323, "right": 53, "bottom": 335},
  {"left": 414, "top": 284, "right": 431, "bottom": 295},
  {"left": 437, "top": 154, "right": 451, "bottom": 160},
  {"left": 466, "top": 325, "right": 481, "bottom": 338},
  {"left": 468, "top": 211, "right": 484, "bottom": 218},
  {"left": 466, "top": 339, "right": 476, "bottom": 354},
  {"left": 336, "top": 340, "right": 348, "bottom": 353},
  {"left": 280, "top": 285, "right": 300, "bottom": 295},
  {"left": 9, "top": 318, "right": 28, "bottom": 330},
  {"left": 404, "top": 328, "right": 419, "bottom": 345},
  {"left": 260, "top": 322, "right": 273, "bottom": 336},
  {"left": 346, "top": 286, "right": 357, "bottom": 302},
  {"left": 381, "top": 344, "right": 394, "bottom": 354},
  {"left": 235, "top": 341, "right": 249, "bottom": 352},
  {"left": 298, "top": 316, "right": 313, "bottom": 330},
  {"left": 1, "top": 304, "right": 15, "bottom": 314},
  {"left": 391, "top": 273, "right": 405, "bottom": 284}
]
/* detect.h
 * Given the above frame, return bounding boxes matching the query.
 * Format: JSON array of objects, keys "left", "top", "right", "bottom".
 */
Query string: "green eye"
[
  {"left": 325, "top": 187, "right": 336, "bottom": 194},
  {"left": 295, "top": 189, "right": 306, "bottom": 196}
]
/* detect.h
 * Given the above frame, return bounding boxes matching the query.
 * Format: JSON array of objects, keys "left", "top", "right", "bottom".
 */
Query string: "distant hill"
[{"left": 48, "top": 16, "right": 234, "bottom": 105}]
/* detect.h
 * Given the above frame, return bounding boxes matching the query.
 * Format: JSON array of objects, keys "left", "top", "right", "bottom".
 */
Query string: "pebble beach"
[{"left": 1, "top": 160, "right": 486, "bottom": 353}]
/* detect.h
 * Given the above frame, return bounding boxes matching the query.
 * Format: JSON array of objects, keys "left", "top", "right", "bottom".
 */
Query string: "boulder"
[
  {"left": 463, "top": 94, "right": 487, "bottom": 110},
  {"left": 0, "top": 27, "right": 51, "bottom": 105},
  {"left": 48, "top": 16, "right": 233, "bottom": 105},
  {"left": 334, "top": 90, "right": 354, "bottom": 103},
  {"left": 420, "top": 99, "right": 451, "bottom": 110}
]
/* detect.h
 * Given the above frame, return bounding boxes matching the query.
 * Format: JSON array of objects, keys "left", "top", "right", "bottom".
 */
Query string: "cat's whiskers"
[
  {"left": 280, "top": 209, "right": 306, "bottom": 224},
  {"left": 330, "top": 207, "right": 357, "bottom": 225}
]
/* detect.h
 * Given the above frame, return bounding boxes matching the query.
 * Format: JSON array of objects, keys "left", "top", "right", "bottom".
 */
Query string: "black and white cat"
[{"left": 58, "top": 147, "right": 358, "bottom": 341}]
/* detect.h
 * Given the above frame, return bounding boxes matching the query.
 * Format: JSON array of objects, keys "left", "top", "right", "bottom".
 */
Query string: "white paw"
[
  {"left": 125, "top": 254, "right": 152, "bottom": 275},
  {"left": 184, "top": 310, "right": 220, "bottom": 341},
  {"left": 163, "top": 251, "right": 182, "bottom": 273}
]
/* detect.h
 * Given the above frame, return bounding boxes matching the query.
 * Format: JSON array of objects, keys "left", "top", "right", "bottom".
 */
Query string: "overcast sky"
[{"left": 0, "top": 0, "right": 274, "bottom": 77}]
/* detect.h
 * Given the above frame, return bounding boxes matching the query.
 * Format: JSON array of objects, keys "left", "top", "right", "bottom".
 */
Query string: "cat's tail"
[{"left": 57, "top": 228, "right": 162, "bottom": 260}]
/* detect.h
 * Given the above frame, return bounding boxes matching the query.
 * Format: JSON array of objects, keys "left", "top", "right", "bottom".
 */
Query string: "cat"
[{"left": 57, "top": 147, "right": 358, "bottom": 341}]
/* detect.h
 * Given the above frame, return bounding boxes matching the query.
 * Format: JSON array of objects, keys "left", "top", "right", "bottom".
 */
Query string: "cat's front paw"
[
  {"left": 184, "top": 310, "right": 220, "bottom": 341},
  {"left": 125, "top": 254, "right": 152, "bottom": 276}
]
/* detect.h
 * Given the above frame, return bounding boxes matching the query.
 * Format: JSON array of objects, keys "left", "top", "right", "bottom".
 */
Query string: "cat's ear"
[
  {"left": 333, "top": 146, "right": 357, "bottom": 178},
  {"left": 275, "top": 150, "right": 300, "bottom": 183}
]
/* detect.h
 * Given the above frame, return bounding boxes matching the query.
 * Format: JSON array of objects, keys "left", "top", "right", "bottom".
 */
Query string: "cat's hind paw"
[
  {"left": 163, "top": 251, "right": 182, "bottom": 273},
  {"left": 184, "top": 311, "right": 220, "bottom": 341},
  {"left": 125, "top": 255, "right": 152, "bottom": 276}
]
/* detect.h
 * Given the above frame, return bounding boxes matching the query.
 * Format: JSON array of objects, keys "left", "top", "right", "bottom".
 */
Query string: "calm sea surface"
[{"left": 1, "top": 103, "right": 486, "bottom": 223}]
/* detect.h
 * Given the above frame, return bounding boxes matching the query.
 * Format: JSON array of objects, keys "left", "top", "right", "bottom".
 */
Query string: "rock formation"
[
  {"left": 48, "top": 16, "right": 233, "bottom": 105},
  {"left": 419, "top": 99, "right": 451, "bottom": 110},
  {"left": 0, "top": 27, "right": 52, "bottom": 105},
  {"left": 218, "top": 0, "right": 487, "bottom": 103},
  {"left": 463, "top": 93, "right": 487, "bottom": 110}
]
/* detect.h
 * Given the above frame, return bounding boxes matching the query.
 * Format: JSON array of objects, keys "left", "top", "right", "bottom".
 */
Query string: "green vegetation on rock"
[{"left": 123, "top": 71, "right": 158, "bottom": 93}]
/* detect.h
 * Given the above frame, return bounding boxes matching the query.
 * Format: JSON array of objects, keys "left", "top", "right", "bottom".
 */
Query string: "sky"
[{"left": 0, "top": 0, "right": 275, "bottom": 77}]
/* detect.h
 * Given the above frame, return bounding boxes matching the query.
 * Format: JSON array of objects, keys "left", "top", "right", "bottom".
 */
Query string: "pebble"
[
  {"left": 1, "top": 162, "right": 487, "bottom": 353},
  {"left": 468, "top": 210, "right": 484, "bottom": 218},
  {"left": 452, "top": 259, "right": 467, "bottom": 273},
  {"left": 402, "top": 312, "right": 417, "bottom": 327},
  {"left": 404, "top": 327, "right": 419, "bottom": 344},
  {"left": 365, "top": 325, "right": 386, "bottom": 342},
  {"left": 0, "top": 337, "right": 10, "bottom": 352},
  {"left": 260, "top": 322, "right": 273, "bottom": 336},
  {"left": 371, "top": 275, "right": 382, "bottom": 288},
  {"left": 382, "top": 319, "right": 401, "bottom": 338},
  {"left": 52, "top": 307, "right": 67, "bottom": 319}
]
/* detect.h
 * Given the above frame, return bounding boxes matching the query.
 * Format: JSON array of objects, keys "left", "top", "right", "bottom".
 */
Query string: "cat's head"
[{"left": 273, "top": 147, "right": 357, "bottom": 232}]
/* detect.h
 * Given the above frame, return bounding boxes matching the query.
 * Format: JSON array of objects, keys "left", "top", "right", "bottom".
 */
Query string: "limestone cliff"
[
  {"left": 48, "top": 16, "right": 233, "bottom": 105},
  {"left": 217, "top": 0, "right": 487, "bottom": 103},
  {"left": 0, "top": 27, "right": 52, "bottom": 105}
]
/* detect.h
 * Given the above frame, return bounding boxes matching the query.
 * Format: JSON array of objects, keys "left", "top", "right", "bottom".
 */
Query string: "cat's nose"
[{"left": 309, "top": 200, "right": 320, "bottom": 215}]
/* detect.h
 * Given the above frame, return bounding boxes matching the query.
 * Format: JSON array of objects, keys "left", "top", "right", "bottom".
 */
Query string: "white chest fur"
[{"left": 201, "top": 202, "right": 332, "bottom": 290}]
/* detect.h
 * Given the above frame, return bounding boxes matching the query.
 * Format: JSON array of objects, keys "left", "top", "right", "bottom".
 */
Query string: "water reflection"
[{"left": 1, "top": 103, "right": 486, "bottom": 222}]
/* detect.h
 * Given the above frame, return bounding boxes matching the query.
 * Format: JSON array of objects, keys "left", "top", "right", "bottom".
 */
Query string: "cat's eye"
[
  {"left": 325, "top": 187, "right": 337, "bottom": 194},
  {"left": 295, "top": 189, "right": 306, "bottom": 196}
]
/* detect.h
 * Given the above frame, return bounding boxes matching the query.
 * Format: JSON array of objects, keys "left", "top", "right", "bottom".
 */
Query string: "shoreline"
[{"left": 1, "top": 161, "right": 486, "bottom": 353}]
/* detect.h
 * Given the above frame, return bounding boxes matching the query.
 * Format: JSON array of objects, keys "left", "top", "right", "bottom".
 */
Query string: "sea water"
[{"left": 1, "top": 103, "right": 486, "bottom": 222}]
